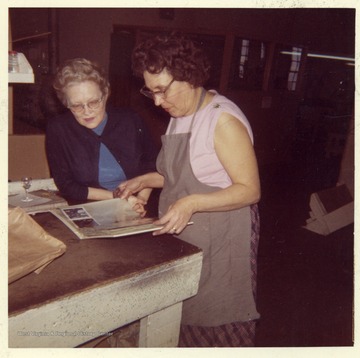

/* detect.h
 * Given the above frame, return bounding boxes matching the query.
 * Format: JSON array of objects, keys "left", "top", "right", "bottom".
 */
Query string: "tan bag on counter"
[{"left": 8, "top": 207, "right": 67, "bottom": 284}]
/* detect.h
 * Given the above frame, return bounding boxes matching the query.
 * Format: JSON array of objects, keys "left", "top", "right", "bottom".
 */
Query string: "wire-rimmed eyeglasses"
[
  {"left": 140, "top": 78, "right": 175, "bottom": 100},
  {"left": 68, "top": 96, "right": 104, "bottom": 113}
]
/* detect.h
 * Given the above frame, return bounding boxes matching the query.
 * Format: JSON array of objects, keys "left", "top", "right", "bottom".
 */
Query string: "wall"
[
  {"left": 54, "top": 8, "right": 354, "bottom": 170},
  {"left": 57, "top": 8, "right": 355, "bottom": 72},
  {"left": 9, "top": 135, "right": 50, "bottom": 181},
  {"left": 9, "top": 8, "right": 354, "bottom": 178}
]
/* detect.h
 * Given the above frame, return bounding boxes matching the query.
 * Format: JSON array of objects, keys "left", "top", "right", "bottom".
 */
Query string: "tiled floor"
[{"left": 254, "top": 163, "right": 354, "bottom": 346}]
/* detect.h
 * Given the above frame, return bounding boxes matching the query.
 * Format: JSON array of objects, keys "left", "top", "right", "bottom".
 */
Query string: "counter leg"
[{"left": 138, "top": 302, "right": 183, "bottom": 347}]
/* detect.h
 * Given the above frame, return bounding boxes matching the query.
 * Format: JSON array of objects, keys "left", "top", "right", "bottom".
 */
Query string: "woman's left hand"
[{"left": 153, "top": 196, "right": 196, "bottom": 235}]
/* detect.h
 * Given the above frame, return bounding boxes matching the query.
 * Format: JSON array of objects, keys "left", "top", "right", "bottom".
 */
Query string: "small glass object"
[
  {"left": 21, "top": 176, "right": 33, "bottom": 202},
  {"left": 9, "top": 51, "right": 20, "bottom": 73}
]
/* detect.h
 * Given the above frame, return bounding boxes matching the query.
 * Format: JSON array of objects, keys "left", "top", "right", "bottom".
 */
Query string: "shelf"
[
  {"left": 12, "top": 31, "right": 52, "bottom": 43},
  {"left": 8, "top": 52, "right": 34, "bottom": 84}
]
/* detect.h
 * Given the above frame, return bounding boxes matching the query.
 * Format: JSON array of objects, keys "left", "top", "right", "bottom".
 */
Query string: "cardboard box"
[{"left": 303, "top": 184, "right": 354, "bottom": 236}]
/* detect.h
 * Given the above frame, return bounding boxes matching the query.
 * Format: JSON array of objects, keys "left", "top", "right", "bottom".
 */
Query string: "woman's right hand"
[
  {"left": 113, "top": 172, "right": 164, "bottom": 200},
  {"left": 113, "top": 177, "right": 144, "bottom": 199}
]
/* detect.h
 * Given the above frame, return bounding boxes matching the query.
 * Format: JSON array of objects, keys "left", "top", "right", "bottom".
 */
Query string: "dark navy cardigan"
[{"left": 46, "top": 106, "right": 158, "bottom": 201}]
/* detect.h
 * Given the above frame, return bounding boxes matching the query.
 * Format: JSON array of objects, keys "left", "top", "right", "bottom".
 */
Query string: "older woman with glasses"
[
  {"left": 114, "top": 34, "right": 261, "bottom": 347},
  {"left": 46, "top": 58, "right": 157, "bottom": 203}
]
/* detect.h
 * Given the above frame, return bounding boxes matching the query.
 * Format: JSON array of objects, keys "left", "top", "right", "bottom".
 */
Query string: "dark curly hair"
[{"left": 132, "top": 34, "right": 211, "bottom": 88}]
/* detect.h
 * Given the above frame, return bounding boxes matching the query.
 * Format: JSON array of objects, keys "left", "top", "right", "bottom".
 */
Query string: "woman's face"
[
  {"left": 143, "top": 70, "right": 196, "bottom": 118},
  {"left": 65, "top": 80, "right": 107, "bottom": 129}
]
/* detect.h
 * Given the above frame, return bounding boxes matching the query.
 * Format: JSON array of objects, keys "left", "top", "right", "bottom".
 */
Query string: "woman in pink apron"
[{"left": 116, "top": 34, "right": 261, "bottom": 347}]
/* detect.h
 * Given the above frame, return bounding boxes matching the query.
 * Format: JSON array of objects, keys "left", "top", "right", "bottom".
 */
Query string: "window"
[
  {"left": 287, "top": 47, "right": 302, "bottom": 91},
  {"left": 228, "top": 38, "right": 266, "bottom": 90},
  {"left": 273, "top": 45, "right": 304, "bottom": 92}
]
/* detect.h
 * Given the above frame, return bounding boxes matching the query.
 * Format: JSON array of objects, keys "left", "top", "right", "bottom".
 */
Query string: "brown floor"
[
  {"left": 254, "top": 162, "right": 354, "bottom": 347},
  {"left": 82, "top": 161, "right": 354, "bottom": 348}
]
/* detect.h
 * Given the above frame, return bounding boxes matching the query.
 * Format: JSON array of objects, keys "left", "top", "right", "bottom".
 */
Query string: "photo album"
[{"left": 51, "top": 198, "right": 162, "bottom": 239}]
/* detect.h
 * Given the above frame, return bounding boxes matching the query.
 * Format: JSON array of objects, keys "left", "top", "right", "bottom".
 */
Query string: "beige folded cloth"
[{"left": 8, "top": 207, "right": 66, "bottom": 284}]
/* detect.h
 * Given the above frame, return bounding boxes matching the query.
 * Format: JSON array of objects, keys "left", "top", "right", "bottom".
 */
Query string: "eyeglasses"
[
  {"left": 68, "top": 96, "right": 104, "bottom": 113},
  {"left": 140, "top": 78, "right": 175, "bottom": 100}
]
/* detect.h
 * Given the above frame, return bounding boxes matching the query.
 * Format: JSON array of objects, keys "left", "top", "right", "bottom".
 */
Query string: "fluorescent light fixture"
[
  {"left": 307, "top": 53, "right": 354, "bottom": 61},
  {"left": 281, "top": 51, "right": 302, "bottom": 56},
  {"left": 280, "top": 51, "right": 354, "bottom": 62}
]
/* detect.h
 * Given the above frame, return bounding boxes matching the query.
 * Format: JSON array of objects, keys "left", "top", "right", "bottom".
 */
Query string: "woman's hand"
[
  {"left": 113, "top": 178, "right": 144, "bottom": 199},
  {"left": 113, "top": 172, "right": 165, "bottom": 199},
  {"left": 127, "top": 195, "right": 147, "bottom": 217},
  {"left": 153, "top": 195, "right": 197, "bottom": 236}
]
